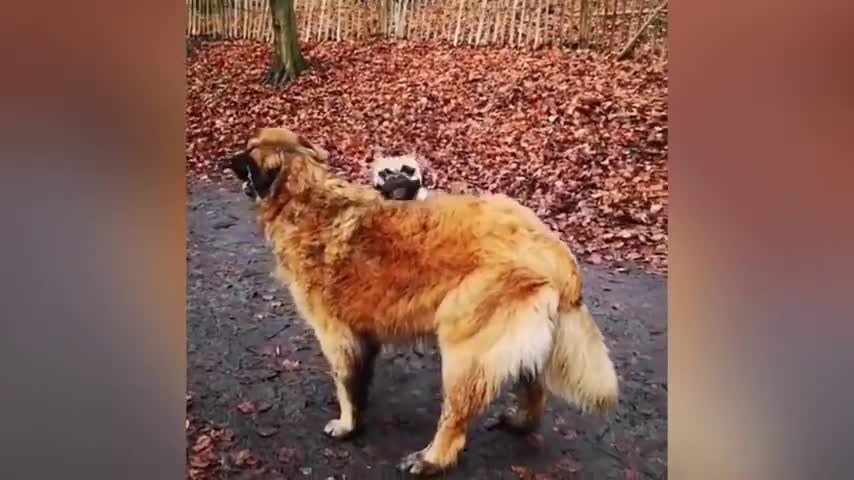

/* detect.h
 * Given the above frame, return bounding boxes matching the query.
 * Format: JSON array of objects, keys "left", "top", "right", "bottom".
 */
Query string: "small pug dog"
[
  {"left": 370, "top": 153, "right": 474, "bottom": 201},
  {"left": 369, "top": 154, "right": 431, "bottom": 201}
]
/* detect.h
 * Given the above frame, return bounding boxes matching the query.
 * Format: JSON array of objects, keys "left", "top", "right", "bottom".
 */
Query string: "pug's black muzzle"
[{"left": 378, "top": 174, "right": 421, "bottom": 201}]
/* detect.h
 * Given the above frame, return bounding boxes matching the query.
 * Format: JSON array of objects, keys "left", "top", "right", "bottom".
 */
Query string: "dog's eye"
[
  {"left": 379, "top": 169, "right": 392, "bottom": 179},
  {"left": 401, "top": 165, "right": 415, "bottom": 175}
]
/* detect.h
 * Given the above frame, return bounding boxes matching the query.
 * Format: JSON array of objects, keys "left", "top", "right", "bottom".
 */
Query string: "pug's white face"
[{"left": 370, "top": 154, "right": 428, "bottom": 201}]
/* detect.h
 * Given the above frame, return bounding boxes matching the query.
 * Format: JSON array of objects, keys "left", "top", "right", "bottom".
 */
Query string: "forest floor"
[
  {"left": 186, "top": 40, "right": 668, "bottom": 480},
  {"left": 187, "top": 40, "right": 668, "bottom": 273}
]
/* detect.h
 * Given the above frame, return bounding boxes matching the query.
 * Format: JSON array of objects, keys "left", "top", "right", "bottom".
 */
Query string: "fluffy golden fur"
[{"left": 223, "top": 127, "right": 619, "bottom": 476}]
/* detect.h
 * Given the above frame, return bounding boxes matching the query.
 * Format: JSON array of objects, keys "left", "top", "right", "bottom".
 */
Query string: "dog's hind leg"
[
  {"left": 314, "top": 324, "right": 380, "bottom": 439},
  {"left": 398, "top": 279, "right": 559, "bottom": 475},
  {"left": 397, "top": 345, "right": 500, "bottom": 476},
  {"left": 495, "top": 373, "right": 547, "bottom": 434}
]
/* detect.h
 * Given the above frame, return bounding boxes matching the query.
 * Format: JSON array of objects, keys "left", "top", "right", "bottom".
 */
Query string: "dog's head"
[
  {"left": 222, "top": 127, "right": 329, "bottom": 201},
  {"left": 370, "top": 153, "right": 426, "bottom": 201}
]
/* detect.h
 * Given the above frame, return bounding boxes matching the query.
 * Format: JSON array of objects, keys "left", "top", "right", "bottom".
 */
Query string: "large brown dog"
[{"left": 222, "top": 127, "right": 619, "bottom": 475}]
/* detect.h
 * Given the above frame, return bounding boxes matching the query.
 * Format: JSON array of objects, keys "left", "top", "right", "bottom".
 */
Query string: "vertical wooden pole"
[
  {"left": 509, "top": 0, "right": 519, "bottom": 46},
  {"left": 453, "top": 0, "right": 465, "bottom": 46},
  {"left": 305, "top": 0, "right": 313, "bottom": 41},
  {"left": 517, "top": 0, "right": 527, "bottom": 47},
  {"left": 475, "top": 0, "right": 487, "bottom": 45},
  {"left": 578, "top": 0, "right": 588, "bottom": 47},
  {"left": 336, "top": 0, "right": 342, "bottom": 40}
]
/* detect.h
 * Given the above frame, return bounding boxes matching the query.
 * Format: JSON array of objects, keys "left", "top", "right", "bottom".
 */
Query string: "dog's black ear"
[
  {"left": 223, "top": 150, "right": 280, "bottom": 199},
  {"left": 224, "top": 150, "right": 253, "bottom": 182},
  {"left": 245, "top": 161, "right": 280, "bottom": 199}
]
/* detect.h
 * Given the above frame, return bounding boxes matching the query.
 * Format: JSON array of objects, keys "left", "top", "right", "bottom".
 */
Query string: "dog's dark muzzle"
[
  {"left": 379, "top": 174, "right": 421, "bottom": 201},
  {"left": 242, "top": 180, "right": 256, "bottom": 198}
]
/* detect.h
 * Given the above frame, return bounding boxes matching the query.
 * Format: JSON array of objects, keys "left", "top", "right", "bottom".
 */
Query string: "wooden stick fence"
[{"left": 186, "top": 0, "right": 667, "bottom": 52}]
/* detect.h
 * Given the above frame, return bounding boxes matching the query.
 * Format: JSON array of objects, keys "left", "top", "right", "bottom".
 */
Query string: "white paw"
[{"left": 323, "top": 419, "right": 354, "bottom": 438}]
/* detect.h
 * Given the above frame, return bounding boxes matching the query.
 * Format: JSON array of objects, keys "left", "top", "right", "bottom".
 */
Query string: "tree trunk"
[{"left": 267, "top": 0, "right": 308, "bottom": 85}]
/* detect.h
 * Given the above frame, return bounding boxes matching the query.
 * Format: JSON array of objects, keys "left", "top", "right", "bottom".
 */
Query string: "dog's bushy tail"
[{"left": 544, "top": 303, "right": 619, "bottom": 414}]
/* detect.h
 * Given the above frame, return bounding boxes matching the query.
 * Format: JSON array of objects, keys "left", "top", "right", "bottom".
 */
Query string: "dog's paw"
[
  {"left": 323, "top": 419, "right": 355, "bottom": 439},
  {"left": 397, "top": 450, "right": 442, "bottom": 476},
  {"left": 484, "top": 411, "right": 539, "bottom": 434}
]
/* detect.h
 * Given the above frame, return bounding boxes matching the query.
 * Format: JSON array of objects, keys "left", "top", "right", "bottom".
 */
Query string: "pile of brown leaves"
[
  {"left": 186, "top": 418, "right": 234, "bottom": 479},
  {"left": 187, "top": 393, "right": 269, "bottom": 479},
  {"left": 187, "top": 40, "right": 667, "bottom": 272}
]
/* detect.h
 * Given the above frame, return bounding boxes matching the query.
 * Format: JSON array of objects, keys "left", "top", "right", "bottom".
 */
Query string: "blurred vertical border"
[{"left": 0, "top": 0, "right": 186, "bottom": 479}]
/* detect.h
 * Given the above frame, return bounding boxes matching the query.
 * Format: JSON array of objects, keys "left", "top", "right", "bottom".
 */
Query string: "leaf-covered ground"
[{"left": 186, "top": 40, "right": 668, "bottom": 273}]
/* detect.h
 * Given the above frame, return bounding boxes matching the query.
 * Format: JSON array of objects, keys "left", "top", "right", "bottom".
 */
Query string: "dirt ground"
[{"left": 187, "top": 182, "right": 667, "bottom": 479}]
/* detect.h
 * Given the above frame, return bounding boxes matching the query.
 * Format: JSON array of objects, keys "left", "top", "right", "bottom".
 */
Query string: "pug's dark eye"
[
  {"left": 401, "top": 165, "right": 416, "bottom": 176},
  {"left": 379, "top": 169, "right": 392, "bottom": 179}
]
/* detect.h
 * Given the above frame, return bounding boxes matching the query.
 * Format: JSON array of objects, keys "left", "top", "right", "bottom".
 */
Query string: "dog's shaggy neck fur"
[
  {"left": 258, "top": 153, "right": 404, "bottom": 286},
  {"left": 262, "top": 154, "right": 380, "bottom": 224}
]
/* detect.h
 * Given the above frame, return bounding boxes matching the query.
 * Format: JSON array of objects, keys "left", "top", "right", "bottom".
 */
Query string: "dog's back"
[{"left": 286, "top": 192, "right": 576, "bottom": 339}]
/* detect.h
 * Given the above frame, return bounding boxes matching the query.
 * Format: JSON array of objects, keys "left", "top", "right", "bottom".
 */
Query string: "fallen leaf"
[
  {"left": 256, "top": 425, "right": 279, "bottom": 438},
  {"left": 278, "top": 446, "right": 301, "bottom": 464},
  {"left": 555, "top": 458, "right": 582, "bottom": 473},
  {"left": 237, "top": 400, "right": 256, "bottom": 414},
  {"left": 235, "top": 449, "right": 258, "bottom": 467},
  {"left": 525, "top": 433, "right": 545, "bottom": 448},
  {"left": 255, "top": 399, "right": 274, "bottom": 412},
  {"left": 281, "top": 359, "right": 301, "bottom": 371},
  {"left": 511, "top": 465, "right": 529, "bottom": 476},
  {"left": 191, "top": 434, "right": 212, "bottom": 453},
  {"left": 189, "top": 455, "right": 211, "bottom": 469},
  {"left": 618, "top": 228, "right": 636, "bottom": 239},
  {"left": 624, "top": 467, "right": 643, "bottom": 480}
]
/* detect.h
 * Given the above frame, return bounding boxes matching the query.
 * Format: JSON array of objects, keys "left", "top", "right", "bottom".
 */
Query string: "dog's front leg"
[{"left": 314, "top": 325, "right": 379, "bottom": 439}]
